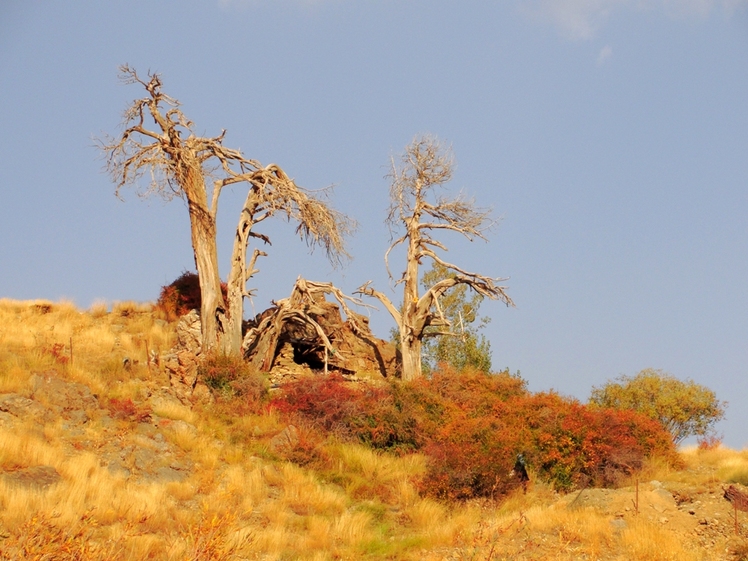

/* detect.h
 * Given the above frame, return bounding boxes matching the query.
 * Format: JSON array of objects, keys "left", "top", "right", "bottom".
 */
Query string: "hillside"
[{"left": 0, "top": 298, "right": 747, "bottom": 560}]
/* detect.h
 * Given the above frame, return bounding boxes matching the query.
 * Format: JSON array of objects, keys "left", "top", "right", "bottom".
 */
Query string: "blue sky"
[{"left": 1, "top": 1, "right": 747, "bottom": 446}]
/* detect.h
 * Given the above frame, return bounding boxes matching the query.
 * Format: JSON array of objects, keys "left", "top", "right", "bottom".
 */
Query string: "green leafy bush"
[{"left": 589, "top": 368, "right": 726, "bottom": 444}]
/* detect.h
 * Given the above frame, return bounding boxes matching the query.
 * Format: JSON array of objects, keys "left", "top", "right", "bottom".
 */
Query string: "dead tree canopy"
[
  {"left": 357, "top": 135, "right": 514, "bottom": 381},
  {"left": 100, "top": 65, "right": 354, "bottom": 356},
  {"left": 242, "top": 277, "right": 398, "bottom": 379}
]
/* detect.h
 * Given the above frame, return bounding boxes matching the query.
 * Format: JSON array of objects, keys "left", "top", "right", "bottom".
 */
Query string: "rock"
[
  {"left": 133, "top": 448, "right": 158, "bottom": 471},
  {"left": 29, "top": 371, "right": 99, "bottom": 422},
  {"left": 244, "top": 293, "right": 399, "bottom": 381},
  {"left": 0, "top": 394, "right": 50, "bottom": 421},
  {"left": 3, "top": 466, "right": 61, "bottom": 489},
  {"left": 163, "top": 311, "right": 213, "bottom": 406},
  {"left": 270, "top": 425, "right": 299, "bottom": 453},
  {"left": 0, "top": 411, "right": 14, "bottom": 427},
  {"left": 168, "top": 419, "right": 197, "bottom": 435},
  {"left": 176, "top": 310, "right": 202, "bottom": 352},
  {"left": 149, "top": 466, "right": 188, "bottom": 483},
  {"left": 147, "top": 388, "right": 185, "bottom": 413},
  {"left": 105, "top": 461, "right": 131, "bottom": 479}
]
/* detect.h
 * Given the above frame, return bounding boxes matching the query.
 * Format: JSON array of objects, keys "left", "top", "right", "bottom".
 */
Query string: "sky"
[{"left": 1, "top": 1, "right": 747, "bottom": 446}]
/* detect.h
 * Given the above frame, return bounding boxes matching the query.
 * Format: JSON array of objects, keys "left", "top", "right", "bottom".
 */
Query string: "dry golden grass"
[
  {"left": 0, "top": 298, "right": 746, "bottom": 561},
  {"left": 618, "top": 518, "right": 704, "bottom": 561}
]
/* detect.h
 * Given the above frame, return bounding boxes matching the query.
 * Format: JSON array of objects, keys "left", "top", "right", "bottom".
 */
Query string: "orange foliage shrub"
[
  {"left": 106, "top": 397, "right": 152, "bottom": 423},
  {"left": 522, "top": 392, "right": 677, "bottom": 490},
  {"left": 155, "top": 271, "right": 228, "bottom": 321},
  {"left": 271, "top": 375, "right": 418, "bottom": 451},
  {"left": 271, "top": 366, "right": 678, "bottom": 500}
]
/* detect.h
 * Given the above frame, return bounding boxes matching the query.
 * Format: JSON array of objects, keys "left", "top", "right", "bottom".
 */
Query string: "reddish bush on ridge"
[
  {"left": 270, "top": 366, "right": 678, "bottom": 500},
  {"left": 155, "top": 271, "right": 228, "bottom": 321},
  {"left": 270, "top": 375, "right": 418, "bottom": 451}
]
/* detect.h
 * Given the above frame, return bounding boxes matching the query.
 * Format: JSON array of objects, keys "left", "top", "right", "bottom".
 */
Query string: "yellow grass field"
[{"left": 0, "top": 298, "right": 746, "bottom": 560}]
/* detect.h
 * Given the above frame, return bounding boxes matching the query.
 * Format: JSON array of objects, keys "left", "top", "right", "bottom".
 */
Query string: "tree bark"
[
  {"left": 399, "top": 328, "right": 422, "bottom": 381},
  {"left": 102, "top": 67, "right": 353, "bottom": 358},
  {"left": 183, "top": 165, "right": 226, "bottom": 353}
]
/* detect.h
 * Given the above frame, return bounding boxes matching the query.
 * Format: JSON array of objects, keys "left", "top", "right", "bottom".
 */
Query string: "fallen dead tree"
[{"left": 242, "top": 277, "right": 399, "bottom": 379}]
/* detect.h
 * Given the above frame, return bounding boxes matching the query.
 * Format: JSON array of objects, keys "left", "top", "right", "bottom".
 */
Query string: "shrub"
[
  {"left": 524, "top": 392, "right": 677, "bottom": 490},
  {"left": 271, "top": 366, "right": 678, "bottom": 500},
  {"left": 43, "top": 342, "right": 70, "bottom": 365},
  {"left": 419, "top": 410, "right": 524, "bottom": 500},
  {"left": 199, "top": 354, "right": 268, "bottom": 413},
  {"left": 589, "top": 369, "right": 726, "bottom": 444},
  {"left": 271, "top": 375, "right": 418, "bottom": 452},
  {"left": 402, "top": 370, "right": 676, "bottom": 497},
  {"left": 106, "top": 397, "right": 152, "bottom": 422},
  {"left": 156, "top": 271, "right": 228, "bottom": 321}
]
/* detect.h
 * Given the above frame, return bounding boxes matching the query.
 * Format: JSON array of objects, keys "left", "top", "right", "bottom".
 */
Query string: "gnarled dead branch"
[
  {"left": 242, "top": 277, "right": 388, "bottom": 376},
  {"left": 357, "top": 135, "right": 514, "bottom": 380},
  {"left": 100, "top": 65, "right": 354, "bottom": 355}
]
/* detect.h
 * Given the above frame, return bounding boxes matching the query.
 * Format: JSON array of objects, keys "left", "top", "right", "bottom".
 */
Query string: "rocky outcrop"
[
  {"left": 242, "top": 279, "right": 400, "bottom": 382},
  {"left": 162, "top": 310, "right": 213, "bottom": 405},
  {"left": 248, "top": 297, "right": 399, "bottom": 384},
  {"left": 0, "top": 372, "right": 197, "bottom": 486},
  {"left": 162, "top": 279, "right": 400, "bottom": 395}
]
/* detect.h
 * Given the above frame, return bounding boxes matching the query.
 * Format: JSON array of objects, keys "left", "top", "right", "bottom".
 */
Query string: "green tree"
[
  {"left": 589, "top": 369, "right": 726, "bottom": 445},
  {"left": 420, "top": 262, "right": 492, "bottom": 373}
]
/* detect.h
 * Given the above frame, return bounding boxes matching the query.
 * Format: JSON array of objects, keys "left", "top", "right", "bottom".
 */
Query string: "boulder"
[
  {"left": 163, "top": 310, "right": 213, "bottom": 405},
  {"left": 30, "top": 370, "right": 99, "bottom": 422},
  {"left": 243, "top": 291, "right": 399, "bottom": 381}
]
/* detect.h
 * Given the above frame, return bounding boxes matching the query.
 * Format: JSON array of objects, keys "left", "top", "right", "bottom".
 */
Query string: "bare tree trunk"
[
  {"left": 223, "top": 283, "right": 243, "bottom": 356},
  {"left": 223, "top": 223, "right": 248, "bottom": 356},
  {"left": 103, "top": 68, "right": 354, "bottom": 357},
  {"left": 399, "top": 330, "right": 422, "bottom": 381},
  {"left": 183, "top": 167, "right": 225, "bottom": 353}
]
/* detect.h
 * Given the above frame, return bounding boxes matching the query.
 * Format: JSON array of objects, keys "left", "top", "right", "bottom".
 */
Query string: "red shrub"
[
  {"left": 155, "top": 271, "right": 228, "bottom": 321},
  {"left": 106, "top": 397, "right": 152, "bottom": 423},
  {"left": 522, "top": 393, "right": 677, "bottom": 490},
  {"left": 271, "top": 375, "right": 359, "bottom": 432},
  {"left": 271, "top": 375, "right": 418, "bottom": 452},
  {"left": 697, "top": 433, "right": 723, "bottom": 450},
  {"left": 420, "top": 411, "right": 525, "bottom": 500},
  {"left": 43, "top": 343, "right": 70, "bottom": 365},
  {"left": 270, "top": 366, "right": 678, "bottom": 500}
]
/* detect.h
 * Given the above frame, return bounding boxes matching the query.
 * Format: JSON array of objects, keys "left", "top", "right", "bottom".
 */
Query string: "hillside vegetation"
[{"left": 0, "top": 298, "right": 747, "bottom": 560}]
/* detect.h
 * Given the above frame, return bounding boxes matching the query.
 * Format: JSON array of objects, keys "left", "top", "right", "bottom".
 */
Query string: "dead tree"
[
  {"left": 242, "top": 276, "right": 372, "bottom": 373},
  {"left": 357, "top": 135, "right": 514, "bottom": 381},
  {"left": 101, "top": 66, "right": 353, "bottom": 356}
]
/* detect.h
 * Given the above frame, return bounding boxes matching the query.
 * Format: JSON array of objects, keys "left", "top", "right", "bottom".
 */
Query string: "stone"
[
  {"left": 133, "top": 448, "right": 157, "bottom": 471},
  {"left": 3, "top": 466, "right": 61, "bottom": 489},
  {"left": 0, "top": 394, "right": 50, "bottom": 421},
  {"left": 150, "top": 466, "right": 187, "bottom": 483},
  {"left": 244, "top": 294, "right": 399, "bottom": 381},
  {"left": 270, "top": 425, "right": 299, "bottom": 453},
  {"left": 29, "top": 371, "right": 99, "bottom": 422},
  {"left": 176, "top": 310, "right": 202, "bottom": 352},
  {"left": 163, "top": 312, "right": 214, "bottom": 406}
]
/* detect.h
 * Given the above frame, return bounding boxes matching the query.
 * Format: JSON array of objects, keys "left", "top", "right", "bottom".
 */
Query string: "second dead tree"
[{"left": 357, "top": 135, "right": 514, "bottom": 381}]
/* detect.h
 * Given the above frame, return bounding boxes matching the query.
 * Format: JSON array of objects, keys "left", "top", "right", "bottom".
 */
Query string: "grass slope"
[{"left": 0, "top": 298, "right": 747, "bottom": 560}]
